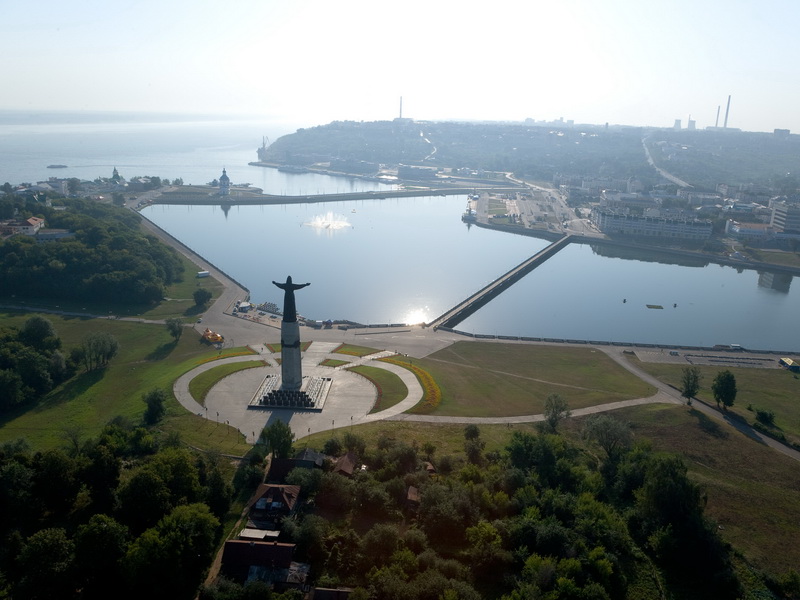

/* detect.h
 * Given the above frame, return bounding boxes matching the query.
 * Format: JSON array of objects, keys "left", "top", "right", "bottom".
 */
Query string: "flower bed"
[
  {"left": 379, "top": 357, "right": 442, "bottom": 414},
  {"left": 195, "top": 350, "right": 257, "bottom": 365}
]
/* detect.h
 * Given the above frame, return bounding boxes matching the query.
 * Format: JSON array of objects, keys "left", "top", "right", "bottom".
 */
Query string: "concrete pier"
[{"left": 428, "top": 235, "right": 573, "bottom": 330}]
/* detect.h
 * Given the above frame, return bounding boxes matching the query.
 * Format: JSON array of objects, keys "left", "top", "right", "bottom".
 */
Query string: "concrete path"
[{"left": 173, "top": 346, "right": 423, "bottom": 443}]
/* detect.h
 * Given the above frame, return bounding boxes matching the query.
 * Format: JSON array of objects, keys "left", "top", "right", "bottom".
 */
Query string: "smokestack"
[
  {"left": 723, "top": 95, "right": 731, "bottom": 129},
  {"left": 715, "top": 106, "right": 720, "bottom": 128},
  {"left": 399, "top": 96, "right": 403, "bottom": 119}
]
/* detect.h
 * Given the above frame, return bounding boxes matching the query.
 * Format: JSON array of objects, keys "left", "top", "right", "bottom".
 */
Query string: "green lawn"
[
  {"left": 417, "top": 342, "right": 656, "bottom": 417},
  {"left": 629, "top": 357, "right": 800, "bottom": 446},
  {"left": 347, "top": 365, "right": 408, "bottom": 413},
  {"left": 333, "top": 343, "right": 379, "bottom": 357},
  {"left": 0, "top": 310, "right": 250, "bottom": 455},
  {"left": 320, "top": 359, "right": 349, "bottom": 367},
  {"left": 188, "top": 361, "right": 266, "bottom": 405}
]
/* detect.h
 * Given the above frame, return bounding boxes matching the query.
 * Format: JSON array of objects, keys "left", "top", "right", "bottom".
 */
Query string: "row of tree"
[{"left": 681, "top": 366, "right": 738, "bottom": 409}]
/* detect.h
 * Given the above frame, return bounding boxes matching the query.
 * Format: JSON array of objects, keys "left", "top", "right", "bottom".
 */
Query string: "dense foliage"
[
  {"left": 272, "top": 423, "right": 748, "bottom": 600},
  {"left": 0, "top": 422, "right": 239, "bottom": 600},
  {"left": 0, "top": 198, "right": 184, "bottom": 304},
  {"left": 0, "top": 316, "right": 73, "bottom": 412}
]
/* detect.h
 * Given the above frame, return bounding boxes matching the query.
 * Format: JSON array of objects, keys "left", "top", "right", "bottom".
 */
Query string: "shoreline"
[{"left": 131, "top": 187, "right": 800, "bottom": 354}]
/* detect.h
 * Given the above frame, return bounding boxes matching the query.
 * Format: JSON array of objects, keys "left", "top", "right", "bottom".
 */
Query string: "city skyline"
[{"left": 3, "top": 0, "right": 800, "bottom": 134}]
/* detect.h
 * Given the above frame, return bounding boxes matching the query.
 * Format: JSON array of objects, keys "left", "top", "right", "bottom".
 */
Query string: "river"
[{"left": 3, "top": 111, "right": 798, "bottom": 351}]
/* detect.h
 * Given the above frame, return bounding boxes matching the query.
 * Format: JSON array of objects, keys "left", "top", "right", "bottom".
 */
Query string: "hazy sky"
[{"left": 4, "top": 0, "right": 799, "bottom": 133}]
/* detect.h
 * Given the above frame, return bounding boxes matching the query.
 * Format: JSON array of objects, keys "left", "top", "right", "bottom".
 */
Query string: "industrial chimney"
[{"left": 723, "top": 95, "right": 731, "bottom": 129}]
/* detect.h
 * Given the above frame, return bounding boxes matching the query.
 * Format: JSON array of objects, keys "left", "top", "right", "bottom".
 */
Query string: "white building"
[{"left": 591, "top": 208, "right": 712, "bottom": 240}]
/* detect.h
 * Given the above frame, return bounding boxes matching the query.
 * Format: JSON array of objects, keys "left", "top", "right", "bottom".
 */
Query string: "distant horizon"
[
  {"left": 4, "top": 1, "right": 800, "bottom": 134},
  {"left": 0, "top": 108, "right": 791, "bottom": 136}
]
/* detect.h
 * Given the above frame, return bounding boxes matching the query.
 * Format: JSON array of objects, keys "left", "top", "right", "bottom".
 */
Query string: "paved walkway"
[
  {"left": 174, "top": 330, "right": 800, "bottom": 463},
  {"left": 173, "top": 346, "right": 423, "bottom": 443}
]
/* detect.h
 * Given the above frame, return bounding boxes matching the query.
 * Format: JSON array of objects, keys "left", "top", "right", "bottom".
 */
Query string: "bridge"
[
  {"left": 427, "top": 235, "right": 573, "bottom": 330},
  {"left": 152, "top": 187, "right": 524, "bottom": 206}
]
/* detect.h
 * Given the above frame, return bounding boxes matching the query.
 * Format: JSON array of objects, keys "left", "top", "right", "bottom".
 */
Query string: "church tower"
[{"left": 219, "top": 168, "right": 230, "bottom": 196}]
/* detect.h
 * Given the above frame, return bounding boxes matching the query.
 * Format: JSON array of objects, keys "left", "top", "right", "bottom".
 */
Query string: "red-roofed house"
[{"left": 246, "top": 483, "right": 301, "bottom": 523}]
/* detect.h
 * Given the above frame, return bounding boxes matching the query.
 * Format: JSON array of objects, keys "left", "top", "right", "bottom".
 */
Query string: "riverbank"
[{"left": 471, "top": 219, "right": 800, "bottom": 277}]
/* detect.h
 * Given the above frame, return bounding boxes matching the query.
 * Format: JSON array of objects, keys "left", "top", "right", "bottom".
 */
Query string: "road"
[{"left": 641, "top": 136, "right": 693, "bottom": 188}]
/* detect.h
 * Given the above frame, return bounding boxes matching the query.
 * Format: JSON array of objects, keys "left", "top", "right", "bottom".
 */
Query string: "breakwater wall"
[
  {"left": 434, "top": 327, "right": 796, "bottom": 356},
  {"left": 136, "top": 211, "right": 250, "bottom": 295},
  {"left": 153, "top": 187, "right": 522, "bottom": 206},
  {"left": 428, "top": 235, "right": 572, "bottom": 330}
]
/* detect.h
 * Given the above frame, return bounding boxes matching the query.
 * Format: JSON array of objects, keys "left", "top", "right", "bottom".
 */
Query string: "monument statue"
[
  {"left": 272, "top": 275, "right": 310, "bottom": 391},
  {"left": 273, "top": 276, "right": 310, "bottom": 322}
]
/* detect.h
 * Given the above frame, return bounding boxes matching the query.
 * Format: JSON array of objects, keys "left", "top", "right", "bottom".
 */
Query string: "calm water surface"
[
  {"left": 144, "top": 200, "right": 800, "bottom": 352},
  {"left": 143, "top": 198, "right": 546, "bottom": 326},
  {"left": 459, "top": 243, "right": 799, "bottom": 351},
  {"left": 4, "top": 112, "right": 798, "bottom": 351}
]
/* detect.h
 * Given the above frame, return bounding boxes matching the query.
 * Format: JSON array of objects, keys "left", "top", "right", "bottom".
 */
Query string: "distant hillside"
[
  {"left": 645, "top": 129, "right": 800, "bottom": 191},
  {"left": 263, "top": 120, "right": 654, "bottom": 183},
  {"left": 264, "top": 119, "right": 800, "bottom": 192}
]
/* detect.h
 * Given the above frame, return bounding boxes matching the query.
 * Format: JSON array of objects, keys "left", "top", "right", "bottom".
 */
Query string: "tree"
[
  {"left": 143, "top": 388, "right": 167, "bottom": 424},
  {"left": 117, "top": 469, "right": 172, "bottom": 533},
  {"left": 75, "top": 514, "right": 130, "bottom": 599},
  {"left": 19, "top": 315, "right": 60, "bottom": 351},
  {"left": 193, "top": 288, "right": 213, "bottom": 306},
  {"left": 205, "top": 466, "right": 233, "bottom": 519},
  {"left": 680, "top": 366, "right": 702, "bottom": 404},
  {"left": 464, "top": 424, "right": 481, "bottom": 440},
  {"left": 711, "top": 370, "right": 737, "bottom": 410},
  {"left": 543, "top": 393, "right": 571, "bottom": 433},
  {"left": 165, "top": 317, "right": 184, "bottom": 342},
  {"left": 464, "top": 438, "right": 485, "bottom": 465},
  {"left": 260, "top": 419, "right": 295, "bottom": 458},
  {"left": 79, "top": 331, "right": 120, "bottom": 371},
  {"left": 15, "top": 528, "right": 76, "bottom": 599},
  {"left": 322, "top": 436, "right": 342, "bottom": 456},
  {"left": 125, "top": 503, "right": 219, "bottom": 599},
  {"left": 582, "top": 415, "right": 632, "bottom": 461}
]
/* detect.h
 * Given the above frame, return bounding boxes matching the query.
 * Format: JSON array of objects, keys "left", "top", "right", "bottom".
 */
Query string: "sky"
[{"left": 3, "top": 0, "right": 800, "bottom": 133}]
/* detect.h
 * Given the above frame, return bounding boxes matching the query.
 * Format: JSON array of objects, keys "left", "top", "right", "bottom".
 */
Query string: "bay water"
[{"left": 2, "top": 112, "right": 798, "bottom": 351}]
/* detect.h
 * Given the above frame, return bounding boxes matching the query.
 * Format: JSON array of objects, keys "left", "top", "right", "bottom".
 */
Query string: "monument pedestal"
[{"left": 281, "top": 320, "right": 302, "bottom": 391}]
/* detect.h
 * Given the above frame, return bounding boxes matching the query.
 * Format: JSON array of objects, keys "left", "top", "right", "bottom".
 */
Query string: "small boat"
[{"left": 47, "top": 164, "right": 68, "bottom": 169}]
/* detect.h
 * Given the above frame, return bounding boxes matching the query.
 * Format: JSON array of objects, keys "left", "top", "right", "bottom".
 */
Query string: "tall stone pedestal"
[{"left": 280, "top": 320, "right": 303, "bottom": 391}]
